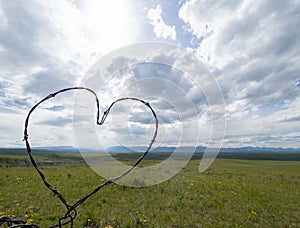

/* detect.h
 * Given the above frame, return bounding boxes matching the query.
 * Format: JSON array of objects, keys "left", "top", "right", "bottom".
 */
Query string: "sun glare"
[{"left": 83, "top": 0, "right": 136, "bottom": 46}]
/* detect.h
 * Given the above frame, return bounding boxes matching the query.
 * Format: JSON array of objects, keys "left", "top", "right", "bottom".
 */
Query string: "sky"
[{"left": 0, "top": 0, "right": 300, "bottom": 149}]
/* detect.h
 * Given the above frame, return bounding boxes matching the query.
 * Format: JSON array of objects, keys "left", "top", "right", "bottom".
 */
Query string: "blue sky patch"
[{"left": 44, "top": 105, "right": 65, "bottom": 111}]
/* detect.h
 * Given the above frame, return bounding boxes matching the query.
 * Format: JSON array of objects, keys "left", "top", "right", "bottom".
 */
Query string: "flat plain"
[{"left": 0, "top": 150, "right": 299, "bottom": 227}]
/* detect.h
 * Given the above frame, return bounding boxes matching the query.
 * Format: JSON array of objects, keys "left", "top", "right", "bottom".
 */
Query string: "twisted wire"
[{"left": 1, "top": 87, "right": 158, "bottom": 227}]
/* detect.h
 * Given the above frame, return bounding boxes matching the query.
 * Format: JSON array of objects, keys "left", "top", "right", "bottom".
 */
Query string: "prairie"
[{"left": 0, "top": 151, "right": 299, "bottom": 227}]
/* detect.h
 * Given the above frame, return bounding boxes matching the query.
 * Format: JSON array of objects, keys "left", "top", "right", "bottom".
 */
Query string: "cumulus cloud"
[
  {"left": 0, "top": 0, "right": 139, "bottom": 147},
  {"left": 1, "top": 0, "right": 299, "bottom": 149},
  {"left": 179, "top": 0, "right": 300, "bottom": 147},
  {"left": 222, "top": 132, "right": 300, "bottom": 148},
  {"left": 147, "top": 4, "right": 176, "bottom": 40},
  {"left": 23, "top": 65, "right": 78, "bottom": 97},
  {"left": 179, "top": 0, "right": 300, "bottom": 101},
  {"left": 81, "top": 49, "right": 224, "bottom": 149}
]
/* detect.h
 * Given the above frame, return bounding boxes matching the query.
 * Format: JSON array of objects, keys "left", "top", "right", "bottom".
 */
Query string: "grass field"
[{"left": 0, "top": 154, "right": 300, "bottom": 227}]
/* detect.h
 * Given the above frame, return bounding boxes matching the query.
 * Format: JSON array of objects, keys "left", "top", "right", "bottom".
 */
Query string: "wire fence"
[{"left": 0, "top": 87, "right": 158, "bottom": 228}]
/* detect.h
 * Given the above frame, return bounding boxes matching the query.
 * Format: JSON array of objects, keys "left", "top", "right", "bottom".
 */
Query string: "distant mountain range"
[
  {"left": 1, "top": 146, "right": 299, "bottom": 162},
  {"left": 3, "top": 145, "right": 298, "bottom": 153},
  {"left": 31, "top": 146, "right": 79, "bottom": 151},
  {"left": 107, "top": 146, "right": 300, "bottom": 153}
]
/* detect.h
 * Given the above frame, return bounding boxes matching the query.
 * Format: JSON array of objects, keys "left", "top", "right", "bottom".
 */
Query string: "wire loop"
[{"left": 1, "top": 87, "right": 158, "bottom": 227}]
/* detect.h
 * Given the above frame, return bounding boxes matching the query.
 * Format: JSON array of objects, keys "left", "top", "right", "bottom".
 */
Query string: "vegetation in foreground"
[{"left": 0, "top": 158, "right": 299, "bottom": 227}]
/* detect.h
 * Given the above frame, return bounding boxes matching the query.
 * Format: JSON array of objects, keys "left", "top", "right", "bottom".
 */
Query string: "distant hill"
[
  {"left": 1, "top": 146, "right": 300, "bottom": 163},
  {"left": 107, "top": 146, "right": 300, "bottom": 153},
  {"left": 1, "top": 145, "right": 299, "bottom": 153},
  {"left": 216, "top": 146, "right": 300, "bottom": 153},
  {"left": 0, "top": 146, "right": 79, "bottom": 153},
  {"left": 32, "top": 146, "right": 79, "bottom": 152}
]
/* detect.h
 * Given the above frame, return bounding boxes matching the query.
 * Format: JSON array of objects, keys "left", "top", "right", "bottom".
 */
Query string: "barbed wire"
[{"left": 0, "top": 87, "right": 158, "bottom": 228}]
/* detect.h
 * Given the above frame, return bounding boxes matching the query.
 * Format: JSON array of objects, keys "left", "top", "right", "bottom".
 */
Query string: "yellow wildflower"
[
  {"left": 27, "top": 219, "right": 34, "bottom": 224},
  {"left": 251, "top": 210, "right": 257, "bottom": 215},
  {"left": 0, "top": 211, "right": 5, "bottom": 216}
]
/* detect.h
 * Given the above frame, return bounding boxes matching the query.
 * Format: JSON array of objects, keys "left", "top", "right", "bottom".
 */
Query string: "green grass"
[{"left": 0, "top": 159, "right": 300, "bottom": 227}]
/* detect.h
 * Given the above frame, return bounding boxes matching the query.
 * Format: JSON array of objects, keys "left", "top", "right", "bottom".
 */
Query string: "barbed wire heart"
[{"left": 20, "top": 87, "right": 158, "bottom": 228}]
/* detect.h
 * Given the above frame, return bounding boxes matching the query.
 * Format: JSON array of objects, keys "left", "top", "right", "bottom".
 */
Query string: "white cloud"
[
  {"left": 269, "top": 96, "right": 300, "bottom": 123},
  {"left": 147, "top": 4, "right": 176, "bottom": 40},
  {"left": 0, "top": 4, "right": 7, "bottom": 29},
  {"left": 0, "top": 0, "right": 140, "bottom": 100},
  {"left": 73, "top": 43, "right": 226, "bottom": 150},
  {"left": 178, "top": 0, "right": 300, "bottom": 147},
  {"left": 179, "top": 0, "right": 239, "bottom": 38},
  {"left": 221, "top": 132, "right": 300, "bottom": 148},
  {"left": 0, "top": 0, "right": 140, "bottom": 147},
  {"left": 1, "top": 0, "right": 299, "bottom": 149}
]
